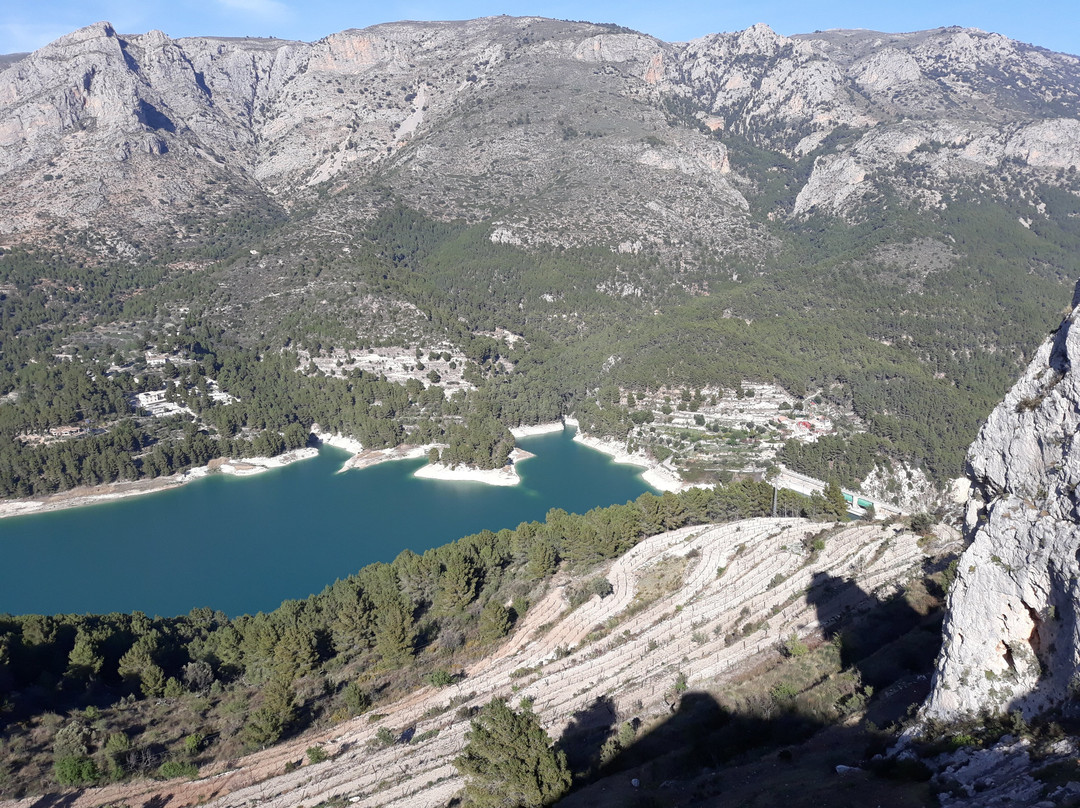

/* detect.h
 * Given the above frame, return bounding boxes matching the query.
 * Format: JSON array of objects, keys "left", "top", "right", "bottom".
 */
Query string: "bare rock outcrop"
[
  {"left": 923, "top": 283, "right": 1080, "bottom": 720},
  {"left": 1, "top": 17, "right": 1078, "bottom": 256}
]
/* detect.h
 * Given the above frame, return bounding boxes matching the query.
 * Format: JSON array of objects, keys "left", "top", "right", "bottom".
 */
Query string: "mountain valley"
[{"left": 2, "top": 14, "right": 1080, "bottom": 807}]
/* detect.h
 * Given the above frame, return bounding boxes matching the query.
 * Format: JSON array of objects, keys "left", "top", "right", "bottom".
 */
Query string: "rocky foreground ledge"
[{"left": 924, "top": 284, "right": 1080, "bottom": 720}]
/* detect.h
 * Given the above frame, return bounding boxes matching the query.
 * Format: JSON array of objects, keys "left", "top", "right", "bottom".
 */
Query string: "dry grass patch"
[
  {"left": 717, "top": 639, "right": 869, "bottom": 724},
  {"left": 631, "top": 556, "right": 689, "bottom": 610}
]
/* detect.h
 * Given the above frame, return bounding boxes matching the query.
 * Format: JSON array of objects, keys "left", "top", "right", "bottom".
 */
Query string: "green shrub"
[
  {"left": 306, "top": 746, "right": 328, "bottom": 764},
  {"left": 183, "top": 732, "right": 204, "bottom": 757},
  {"left": 428, "top": 668, "right": 455, "bottom": 687},
  {"left": 103, "top": 732, "right": 132, "bottom": 778},
  {"left": 343, "top": 681, "right": 371, "bottom": 715},
  {"left": 157, "top": 760, "right": 199, "bottom": 779},
  {"left": 948, "top": 733, "right": 979, "bottom": 751},
  {"left": 479, "top": 601, "right": 512, "bottom": 643},
  {"left": 910, "top": 513, "right": 934, "bottom": 534},
  {"left": 241, "top": 706, "right": 285, "bottom": 749},
  {"left": 590, "top": 577, "right": 614, "bottom": 598},
  {"left": 54, "top": 756, "right": 101, "bottom": 786},
  {"left": 781, "top": 633, "right": 809, "bottom": 658},
  {"left": 771, "top": 682, "right": 798, "bottom": 703}
]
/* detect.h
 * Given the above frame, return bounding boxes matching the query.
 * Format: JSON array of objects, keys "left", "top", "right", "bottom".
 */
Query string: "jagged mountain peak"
[
  {"left": 0, "top": 17, "right": 1078, "bottom": 260},
  {"left": 51, "top": 19, "right": 118, "bottom": 46}
]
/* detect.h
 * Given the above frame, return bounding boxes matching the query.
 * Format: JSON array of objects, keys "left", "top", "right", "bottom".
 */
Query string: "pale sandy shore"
[
  {"left": 572, "top": 431, "right": 690, "bottom": 493},
  {"left": 413, "top": 448, "right": 534, "bottom": 486},
  {"left": 643, "top": 465, "right": 696, "bottom": 492},
  {"left": 335, "top": 444, "right": 430, "bottom": 473},
  {"left": 338, "top": 441, "right": 536, "bottom": 487},
  {"left": 313, "top": 430, "right": 365, "bottom": 454},
  {"left": 334, "top": 430, "right": 547, "bottom": 487},
  {"left": 212, "top": 447, "right": 319, "bottom": 477},
  {"left": 0, "top": 448, "right": 319, "bottom": 520},
  {"left": 509, "top": 421, "right": 565, "bottom": 438}
]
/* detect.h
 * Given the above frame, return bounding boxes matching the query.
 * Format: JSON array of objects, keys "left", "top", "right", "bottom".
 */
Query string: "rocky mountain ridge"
[
  {"left": 924, "top": 282, "right": 1080, "bottom": 721},
  {"left": 2, "top": 17, "right": 1078, "bottom": 261}
]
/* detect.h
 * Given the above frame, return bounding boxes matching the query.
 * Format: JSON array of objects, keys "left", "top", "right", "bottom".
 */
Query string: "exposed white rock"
[
  {"left": 853, "top": 48, "right": 924, "bottom": 92},
  {"left": 924, "top": 282, "right": 1080, "bottom": 720},
  {"left": 2, "top": 18, "right": 1078, "bottom": 257},
  {"left": 861, "top": 462, "right": 949, "bottom": 515},
  {"left": 1005, "top": 118, "right": 1080, "bottom": 170},
  {"left": 569, "top": 32, "right": 662, "bottom": 63},
  {"left": 793, "top": 153, "right": 867, "bottom": 215}
]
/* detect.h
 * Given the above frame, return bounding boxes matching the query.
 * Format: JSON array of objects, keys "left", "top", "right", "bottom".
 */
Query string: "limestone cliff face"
[
  {"left": 924, "top": 285, "right": 1080, "bottom": 719},
  {"left": 1, "top": 17, "right": 1078, "bottom": 257}
]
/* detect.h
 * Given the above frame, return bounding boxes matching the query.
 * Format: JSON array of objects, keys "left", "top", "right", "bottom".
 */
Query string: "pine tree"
[
  {"left": 823, "top": 479, "right": 848, "bottom": 520},
  {"left": 65, "top": 629, "right": 104, "bottom": 683},
  {"left": 436, "top": 550, "right": 479, "bottom": 613},
  {"left": 242, "top": 674, "right": 296, "bottom": 749},
  {"left": 478, "top": 601, "right": 512, "bottom": 644},
  {"left": 454, "top": 698, "right": 571, "bottom": 808},
  {"left": 329, "top": 583, "right": 375, "bottom": 656},
  {"left": 526, "top": 540, "right": 557, "bottom": 580},
  {"left": 117, "top": 632, "right": 166, "bottom": 697},
  {"left": 370, "top": 567, "right": 417, "bottom": 668}
]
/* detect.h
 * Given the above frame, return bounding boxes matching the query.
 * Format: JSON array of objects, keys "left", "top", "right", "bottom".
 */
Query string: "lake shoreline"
[
  {"left": 414, "top": 448, "right": 535, "bottom": 485},
  {"left": 510, "top": 421, "right": 566, "bottom": 438},
  {"left": 338, "top": 443, "right": 538, "bottom": 487},
  {"left": 0, "top": 447, "right": 319, "bottom": 521},
  {"left": 0, "top": 427, "right": 660, "bottom": 617},
  {"left": 332, "top": 422, "right": 564, "bottom": 482},
  {"left": 0, "top": 420, "right": 675, "bottom": 521},
  {"left": 570, "top": 429, "right": 689, "bottom": 493}
]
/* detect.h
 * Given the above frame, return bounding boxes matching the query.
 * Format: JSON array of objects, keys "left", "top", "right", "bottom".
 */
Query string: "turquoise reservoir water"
[{"left": 0, "top": 429, "right": 656, "bottom": 618}]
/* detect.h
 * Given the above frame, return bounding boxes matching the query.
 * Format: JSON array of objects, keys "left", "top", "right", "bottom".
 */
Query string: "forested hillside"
[{"left": 3, "top": 18, "right": 1078, "bottom": 495}]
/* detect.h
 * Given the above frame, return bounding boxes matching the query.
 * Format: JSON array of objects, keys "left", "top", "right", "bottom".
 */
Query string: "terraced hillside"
[{"left": 14, "top": 516, "right": 951, "bottom": 808}]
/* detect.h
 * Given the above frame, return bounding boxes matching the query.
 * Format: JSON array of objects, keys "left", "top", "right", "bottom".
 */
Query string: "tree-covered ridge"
[
  {"left": 0, "top": 301, "right": 542, "bottom": 496},
  {"left": 0, "top": 479, "right": 846, "bottom": 794},
  {"left": 5, "top": 145, "right": 1080, "bottom": 500},
  {"left": 3, "top": 177, "right": 1076, "bottom": 496},
  {"left": 2, "top": 17, "right": 1080, "bottom": 496}
]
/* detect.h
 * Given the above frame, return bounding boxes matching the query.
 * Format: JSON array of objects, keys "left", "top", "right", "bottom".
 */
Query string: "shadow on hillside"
[
  {"left": 24, "top": 790, "right": 170, "bottom": 808},
  {"left": 555, "top": 571, "right": 944, "bottom": 807},
  {"left": 558, "top": 695, "right": 620, "bottom": 775},
  {"left": 555, "top": 689, "right": 938, "bottom": 808},
  {"left": 23, "top": 794, "right": 83, "bottom": 808},
  {"left": 806, "top": 572, "right": 922, "bottom": 671}
]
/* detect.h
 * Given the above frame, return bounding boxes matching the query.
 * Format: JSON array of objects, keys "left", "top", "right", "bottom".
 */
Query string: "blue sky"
[{"left": 2, "top": 1, "right": 1078, "bottom": 57}]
